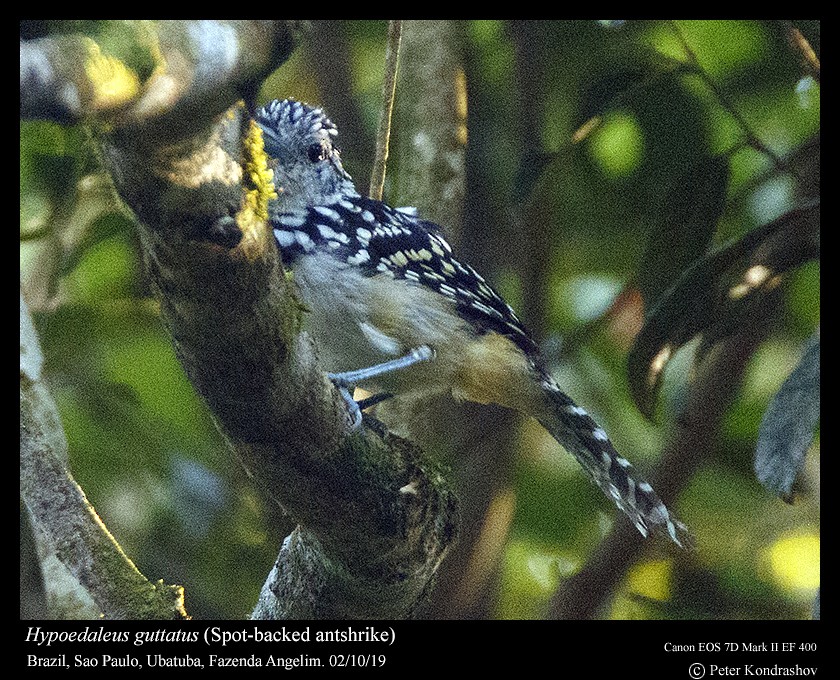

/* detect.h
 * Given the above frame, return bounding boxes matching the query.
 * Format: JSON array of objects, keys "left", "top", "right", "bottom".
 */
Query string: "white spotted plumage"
[{"left": 256, "top": 99, "right": 689, "bottom": 547}]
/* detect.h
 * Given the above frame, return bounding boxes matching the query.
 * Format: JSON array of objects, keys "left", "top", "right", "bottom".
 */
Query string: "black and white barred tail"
[{"left": 537, "top": 375, "right": 689, "bottom": 547}]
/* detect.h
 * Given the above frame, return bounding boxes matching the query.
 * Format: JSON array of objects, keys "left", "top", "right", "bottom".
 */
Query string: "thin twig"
[
  {"left": 667, "top": 21, "right": 787, "bottom": 173},
  {"left": 727, "top": 135, "right": 820, "bottom": 209},
  {"left": 369, "top": 20, "right": 403, "bottom": 200}
]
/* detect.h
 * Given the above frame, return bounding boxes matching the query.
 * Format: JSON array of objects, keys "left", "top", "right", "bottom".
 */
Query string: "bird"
[{"left": 255, "top": 98, "right": 688, "bottom": 546}]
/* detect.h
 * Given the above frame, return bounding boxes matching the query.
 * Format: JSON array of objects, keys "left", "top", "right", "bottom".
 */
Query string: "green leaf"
[
  {"left": 511, "top": 150, "right": 557, "bottom": 205},
  {"left": 637, "top": 155, "right": 730, "bottom": 311},
  {"left": 754, "top": 334, "right": 820, "bottom": 499},
  {"left": 629, "top": 200, "right": 820, "bottom": 418},
  {"left": 575, "top": 49, "right": 681, "bottom": 131},
  {"left": 579, "top": 67, "right": 648, "bottom": 122}
]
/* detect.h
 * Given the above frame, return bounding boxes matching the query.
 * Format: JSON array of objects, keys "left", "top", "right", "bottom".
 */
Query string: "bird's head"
[{"left": 255, "top": 99, "right": 355, "bottom": 211}]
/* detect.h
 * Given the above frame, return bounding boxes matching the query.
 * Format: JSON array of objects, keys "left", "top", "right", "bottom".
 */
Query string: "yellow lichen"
[
  {"left": 235, "top": 119, "right": 279, "bottom": 253},
  {"left": 238, "top": 119, "right": 278, "bottom": 223},
  {"left": 82, "top": 38, "right": 140, "bottom": 111}
]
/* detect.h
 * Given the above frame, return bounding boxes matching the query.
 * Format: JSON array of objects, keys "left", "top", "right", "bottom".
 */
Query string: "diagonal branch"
[
  {"left": 667, "top": 21, "right": 786, "bottom": 173},
  {"left": 20, "top": 293, "right": 188, "bottom": 620}
]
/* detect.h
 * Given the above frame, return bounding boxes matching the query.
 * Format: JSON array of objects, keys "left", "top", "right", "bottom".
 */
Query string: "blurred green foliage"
[{"left": 21, "top": 20, "right": 818, "bottom": 619}]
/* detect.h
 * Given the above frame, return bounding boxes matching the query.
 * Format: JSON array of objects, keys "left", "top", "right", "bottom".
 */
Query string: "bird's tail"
[{"left": 535, "top": 374, "right": 689, "bottom": 547}]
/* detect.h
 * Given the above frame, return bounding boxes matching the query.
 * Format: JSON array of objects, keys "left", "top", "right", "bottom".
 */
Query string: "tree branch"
[
  {"left": 20, "top": 501, "right": 49, "bottom": 620},
  {"left": 20, "top": 293, "right": 189, "bottom": 619},
  {"left": 390, "top": 20, "right": 466, "bottom": 229},
  {"left": 20, "top": 21, "right": 304, "bottom": 132},
  {"left": 667, "top": 21, "right": 786, "bottom": 172},
  {"left": 381, "top": 20, "right": 518, "bottom": 619}
]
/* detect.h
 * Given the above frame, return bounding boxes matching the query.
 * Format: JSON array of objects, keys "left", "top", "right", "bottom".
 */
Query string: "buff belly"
[{"left": 291, "top": 253, "right": 539, "bottom": 410}]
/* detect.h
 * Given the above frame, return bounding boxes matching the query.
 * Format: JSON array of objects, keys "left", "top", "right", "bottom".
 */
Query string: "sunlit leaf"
[
  {"left": 588, "top": 111, "right": 644, "bottom": 177},
  {"left": 629, "top": 200, "right": 820, "bottom": 418},
  {"left": 627, "top": 559, "right": 672, "bottom": 601},
  {"left": 763, "top": 531, "right": 820, "bottom": 592},
  {"left": 638, "top": 154, "right": 730, "bottom": 311},
  {"left": 754, "top": 334, "right": 820, "bottom": 499}
]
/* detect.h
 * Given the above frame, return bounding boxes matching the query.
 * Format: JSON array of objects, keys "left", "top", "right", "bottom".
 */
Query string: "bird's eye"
[{"left": 307, "top": 143, "right": 328, "bottom": 163}]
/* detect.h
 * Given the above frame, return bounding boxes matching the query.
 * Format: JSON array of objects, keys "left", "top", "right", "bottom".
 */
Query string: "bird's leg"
[{"left": 328, "top": 346, "right": 435, "bottom": 428}]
